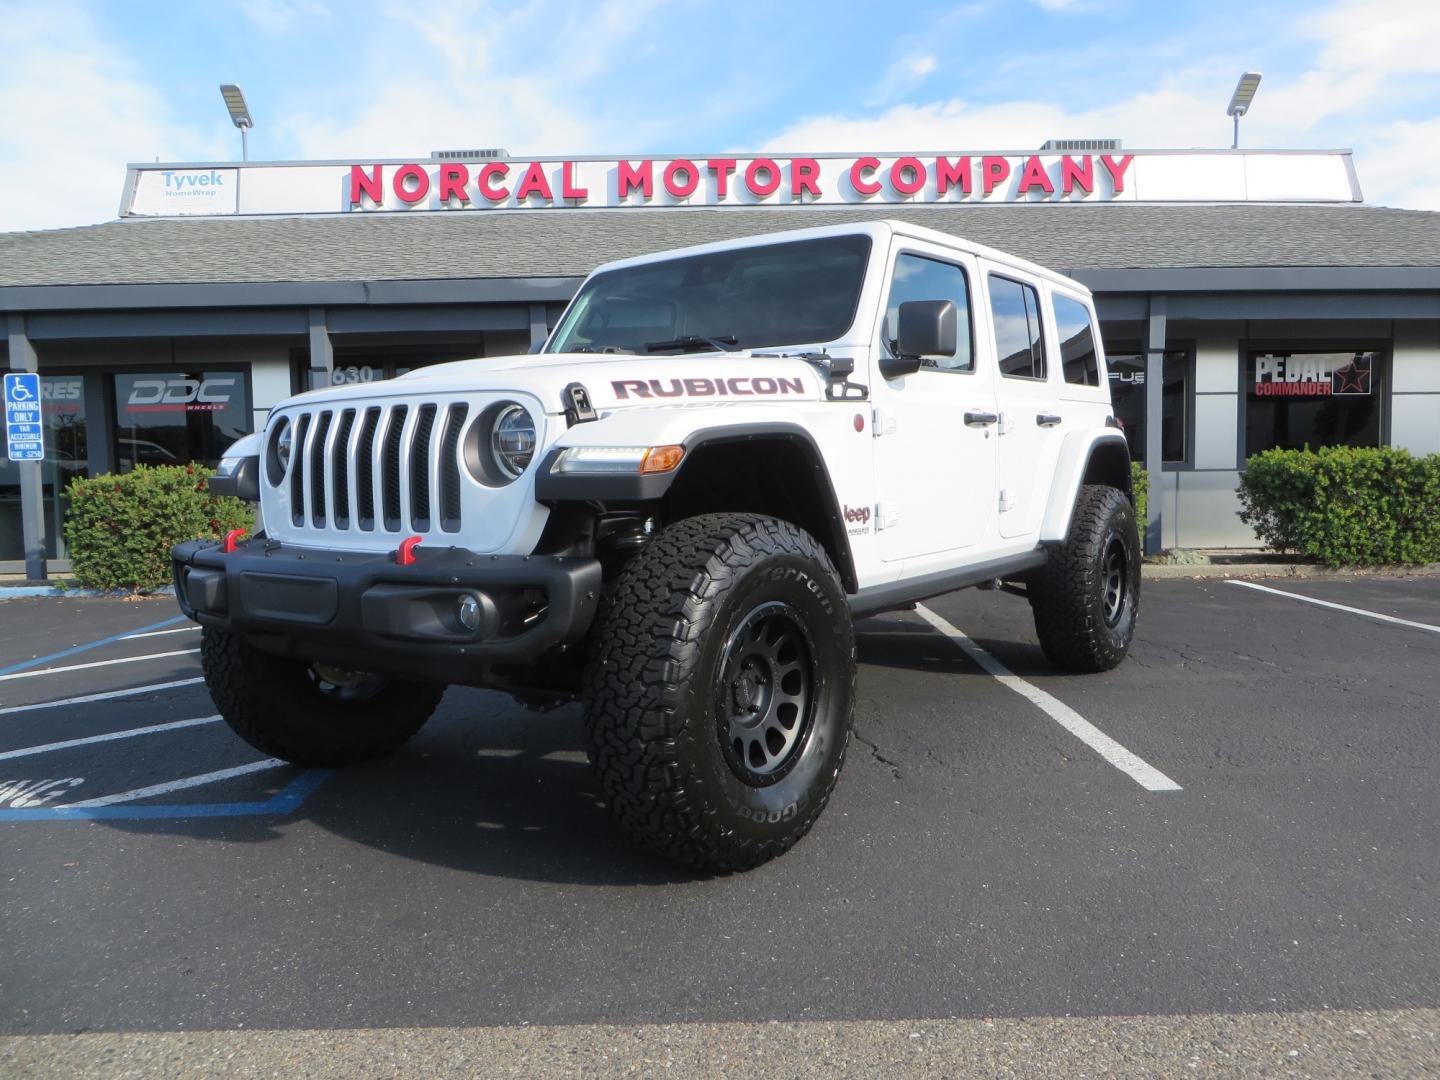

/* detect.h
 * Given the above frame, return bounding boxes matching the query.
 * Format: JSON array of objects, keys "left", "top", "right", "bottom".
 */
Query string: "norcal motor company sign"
[{"left": 124, "top": 150, "right": 1361, "bottom": 217}]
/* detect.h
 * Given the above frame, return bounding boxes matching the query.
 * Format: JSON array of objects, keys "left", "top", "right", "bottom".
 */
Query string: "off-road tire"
[
  {"left": 201, "top": 628, "right": 445, "bottom": 766},
  {"left": 1028, "top": 484, "right": 1141, "bottom": 673},
  {"left": 583, "top": 513, "right": 856, "bottom": 872}
]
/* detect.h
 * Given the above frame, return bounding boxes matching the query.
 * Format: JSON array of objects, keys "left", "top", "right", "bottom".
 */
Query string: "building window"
[
  {"left": 112, "top": 371, "right": 251, "bottom": 472},
  {"left": 1053, "top": 294, "right": 1100, "bottom": 387},
  {"left": 1107, "top": 351, "right": 1188, "bottom": 465},
  {"left": 1244, "top": 349, "right": 1383, "bottom": 456},
  {"left": 882, "top": 253, "right": 974, "bottom": 373},
  {"left": 989, "top": 275, "right": 1047, "bottom": 380},
  {"left": 0, "top": 374, "right": 88, "bottom": 561}
]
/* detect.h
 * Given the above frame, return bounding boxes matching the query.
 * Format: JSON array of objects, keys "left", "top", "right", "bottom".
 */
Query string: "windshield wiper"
[
  {"left": 570, "top": 345, "right": 637, "bottom": 354},
  {"left": 644, "top": 335, "right": 740, "bottom": 354}
]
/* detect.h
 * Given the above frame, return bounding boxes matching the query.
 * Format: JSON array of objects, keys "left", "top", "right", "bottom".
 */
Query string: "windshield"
[{"left": 546, "top": 234, "right": 873, "bottom": 354}]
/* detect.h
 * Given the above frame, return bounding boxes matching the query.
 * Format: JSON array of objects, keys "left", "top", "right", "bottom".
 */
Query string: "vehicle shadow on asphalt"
[
  {"left": 92, "top": 695, "right": 711, "bottom": 888},
  {"left": 856, "top": 615, "right": 1080, "bottom": 680}
]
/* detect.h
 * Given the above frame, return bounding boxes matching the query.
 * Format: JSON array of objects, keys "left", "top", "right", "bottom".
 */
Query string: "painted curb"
[
  {"left": 0, "top": 586, "right": 176, "bottom": 599},
  {"left": 1142, "top": 562, "right": 1440, "bottom": 580}
]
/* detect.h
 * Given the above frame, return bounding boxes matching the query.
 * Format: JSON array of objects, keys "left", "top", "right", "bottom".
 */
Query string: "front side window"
[
  {"left": 881, "top": 253, "right": 974, "bottom": 373},
  {"left": 546, "top": 235, "right": 873, "bottom": 354},
  {"left": 1245, "top": 349, "right": 1383, "bottom": 455},
  {"left": 989, "top": 275, "right": 1047, "bottom": 380},
  {"left": 1053, "top": 294, "right": 1100, "bottom": 387}
]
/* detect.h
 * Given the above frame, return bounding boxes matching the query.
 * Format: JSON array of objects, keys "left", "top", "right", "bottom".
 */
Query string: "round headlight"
[
  {"left": 267, "top": 418, "right": 292, "bottom": 485},
  {"left": 490, "top": 404, "right": 536, "bottom": 480}
]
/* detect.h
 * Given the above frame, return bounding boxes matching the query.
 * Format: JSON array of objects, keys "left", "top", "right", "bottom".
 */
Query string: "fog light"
[{"left": 457, "top": 593, "right": 482, "bottom": 632}]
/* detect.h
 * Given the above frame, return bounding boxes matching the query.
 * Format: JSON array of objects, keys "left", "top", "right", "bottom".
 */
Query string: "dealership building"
[{"left": 3, "top": 146, "right": 1439, "bottom": 576}]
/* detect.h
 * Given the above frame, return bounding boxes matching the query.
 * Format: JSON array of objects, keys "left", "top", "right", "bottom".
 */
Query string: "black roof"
[{"left": 3, "top": 203, "right": 1440, "bottom": 289}]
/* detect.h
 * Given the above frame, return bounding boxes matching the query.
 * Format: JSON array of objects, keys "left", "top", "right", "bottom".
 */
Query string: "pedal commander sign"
[
  {"left": 123, "top": 150, "right": 1361, "bottom": 217},
  {"left": 1252, "top": 353, "right": 1374, "bottom": 397}
]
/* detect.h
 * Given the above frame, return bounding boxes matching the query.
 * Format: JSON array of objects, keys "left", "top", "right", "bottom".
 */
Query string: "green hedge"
[
  {"left": 1237, "top": 446, "right": 1440, "bottom": 566},
  {"left": 64, "top": 464, "right": 253, "bottom": 592},
  {"left": 1130, "top": 460, "right": 1149, "bottom": 523}
]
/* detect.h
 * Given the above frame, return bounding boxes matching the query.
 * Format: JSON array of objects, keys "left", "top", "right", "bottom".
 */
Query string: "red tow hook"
[
  {"left": 396, "top": 536, "right": 423, "bottom": 566},
  {"left": 222, "top": 529, "right": 248, "bottom": 553}
]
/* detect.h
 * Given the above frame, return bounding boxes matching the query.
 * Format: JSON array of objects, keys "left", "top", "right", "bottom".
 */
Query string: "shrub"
[
  {"left": 1130, "top": 460, "right": 1149, "bottom": 523},
  {"left": 1237, "top": 446, "right": 1440, "bottom": 566},
  {"left": 64, "top": 464, "right": 253, "bottom": 592}
]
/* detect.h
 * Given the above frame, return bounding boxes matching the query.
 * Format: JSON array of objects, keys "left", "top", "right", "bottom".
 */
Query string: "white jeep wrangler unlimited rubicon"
[{"left": 175, "top": 220, "right": 1139, "bottom": 871}]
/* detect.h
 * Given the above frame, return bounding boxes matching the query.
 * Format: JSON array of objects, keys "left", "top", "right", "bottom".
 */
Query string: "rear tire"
[
  {"left": 201, "top": 628, "right": 444, "bottom": 766},
  {"left": 583, "top": 513, "right": 855, "bottom": 872},
  {"left": 1028, "top": 484, "right": 1140, "bottom": 673}
]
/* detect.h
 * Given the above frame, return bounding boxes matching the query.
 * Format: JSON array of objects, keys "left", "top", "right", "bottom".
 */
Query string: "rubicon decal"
[{"left": 611, "top": 376, "right": 807, "bottom": 400}]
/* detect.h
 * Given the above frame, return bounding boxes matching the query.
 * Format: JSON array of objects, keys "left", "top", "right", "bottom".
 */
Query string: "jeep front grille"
[{"left": 280, "top": 402, "right": 470, "bottom": 535}]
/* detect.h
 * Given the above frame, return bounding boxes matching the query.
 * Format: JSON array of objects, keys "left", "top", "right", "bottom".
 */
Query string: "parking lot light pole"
[
  {"left": 220, "top": 84, "right": 254, "bottom": 162},
  {"left": 1227, "top": 71, "right": 1263, "bottom": 149}
]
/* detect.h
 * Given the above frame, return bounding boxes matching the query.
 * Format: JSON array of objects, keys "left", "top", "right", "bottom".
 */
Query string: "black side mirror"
[
  {"left": 880, "top": 299, "right": 957, "bottom": 379},
  {"left": 898, "top": 299, "right": 957, "bottom": 358}
]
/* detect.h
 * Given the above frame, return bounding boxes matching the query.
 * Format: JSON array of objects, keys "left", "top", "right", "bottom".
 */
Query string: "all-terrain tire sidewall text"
[
  {"left": 583, "top": 513, "right": 856, "bottom": 872},
  {"left": 1029, "top": 484, "right": 1141, "bottom": 673}
]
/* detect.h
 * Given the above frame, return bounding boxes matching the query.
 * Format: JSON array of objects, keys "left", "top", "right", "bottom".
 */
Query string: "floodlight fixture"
[
  {"left": 1227, "top": 71, "right": 1262, "bottom": 149},
  {"left": 220, "top": 84, "right": 253, "bottom": 160}
]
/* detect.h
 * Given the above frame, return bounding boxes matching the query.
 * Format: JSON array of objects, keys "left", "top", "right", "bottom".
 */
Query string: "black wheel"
[
  {"left": 583, "top": 513, "right": 855, "bottom": 872},
  {"left": 201, "top": 628, "right": 445, "bottom": 766},
  {"left": 1028, "top": 484, "right": 1141, "bottom": 673}
]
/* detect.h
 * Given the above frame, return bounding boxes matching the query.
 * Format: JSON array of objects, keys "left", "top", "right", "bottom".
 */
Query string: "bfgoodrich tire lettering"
[
  {"left": 1028, "top": 484, "right": 1141, "bottom": 673},
  {"left": 201, "top": 628, "right": 444, "bottom": 766},
  {"left": 583, "top": 513, "right": 856, "bottom": 872}
]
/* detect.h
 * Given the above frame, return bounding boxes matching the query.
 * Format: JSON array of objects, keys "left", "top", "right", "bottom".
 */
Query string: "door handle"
[
  {"left": 1036, "top": 413, "right": 1063, "bottom": 428},
  {"left": 964, "top": 410, "right": 999, "bottom": 427}
]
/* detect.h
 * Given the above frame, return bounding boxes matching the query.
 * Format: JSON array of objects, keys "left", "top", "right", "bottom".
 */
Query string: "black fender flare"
[{"left": 535, "top": 422, "right": 857, "bottom": 593}]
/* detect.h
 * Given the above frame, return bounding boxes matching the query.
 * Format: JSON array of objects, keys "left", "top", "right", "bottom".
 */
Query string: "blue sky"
[{"left": 3, "top": 0, "right": 1438, "bottom": 230}]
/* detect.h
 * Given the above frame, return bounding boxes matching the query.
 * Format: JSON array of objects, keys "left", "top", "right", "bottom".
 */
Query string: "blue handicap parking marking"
[
  {"left": 0, "top": 769, "right": 331, "bottom": 822},
  {"left": 0, "top": 676, "right": 333, "bottom": 822}
]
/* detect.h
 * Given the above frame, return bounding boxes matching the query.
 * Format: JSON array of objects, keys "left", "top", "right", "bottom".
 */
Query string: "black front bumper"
[{"left": 172, "top": 538, "right": 602, "bottom": 685}]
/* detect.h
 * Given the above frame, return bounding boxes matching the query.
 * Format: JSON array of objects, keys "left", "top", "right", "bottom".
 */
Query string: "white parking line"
[
  {"left": 121, "top": 626, "right": 200, "bottom": 641},
  {"left": 0, "top": 649, "right": 201, "bottom": 684},
  {"left": 62, "top": 759, "right": 285, "bottom": 808},
  {"left": 0, "top": 677, "right": 206, "bottom": 717},
  {"left": 0, "top": 715, "right": 222, "bottom": 762},
  {"left": 1225, "top": 579, "right": 1440, "bottom": 634},
  {"left": 915, "top": 604, "right": 1182, "bottom": 793}
]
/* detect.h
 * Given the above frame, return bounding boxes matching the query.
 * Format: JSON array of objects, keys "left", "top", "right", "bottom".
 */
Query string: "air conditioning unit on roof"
[
  {"left": 1040, "top": 139, "right": 1123, "bottom": 153},
  {"left": 429, "top": 149, "right": 511, "bottom": 160}
]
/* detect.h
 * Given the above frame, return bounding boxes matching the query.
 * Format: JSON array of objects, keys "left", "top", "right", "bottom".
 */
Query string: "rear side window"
[
  {"left": 989, "top": 275, "right": 1047, "bottom": 380},
  {"left": 1053, "top": 294, "right": 1100, "bottom": 386},
  {"left": 883, "top": 254, "right": 974, "bottom": 373}
]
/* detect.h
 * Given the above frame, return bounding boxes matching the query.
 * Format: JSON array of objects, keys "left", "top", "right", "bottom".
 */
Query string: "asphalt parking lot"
[{"left": 1, "top": 576, "right": 1438, "bottom": 1076}]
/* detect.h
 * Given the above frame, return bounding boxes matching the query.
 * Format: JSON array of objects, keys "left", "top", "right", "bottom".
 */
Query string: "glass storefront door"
[
  {"left": 112, "top": 370, "right": 251, "bottom": 472},
  {"left": 0, "top": 374, "right": 88, "bottom": 561}
]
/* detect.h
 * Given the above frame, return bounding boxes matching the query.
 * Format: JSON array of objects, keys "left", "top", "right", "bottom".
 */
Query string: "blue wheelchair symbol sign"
[{"left": 5, "top": 372, "right": 46, "bottom": 462}]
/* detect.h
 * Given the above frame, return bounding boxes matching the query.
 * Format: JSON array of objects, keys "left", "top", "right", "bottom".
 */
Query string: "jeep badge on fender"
[{"left": 174, "top": 220, "right": 1139, "bottom": 873}]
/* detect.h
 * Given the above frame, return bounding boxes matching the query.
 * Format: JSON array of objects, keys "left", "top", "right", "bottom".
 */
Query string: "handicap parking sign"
[{"left": 4, "top": 372, "right": 45, "bottom": 462}]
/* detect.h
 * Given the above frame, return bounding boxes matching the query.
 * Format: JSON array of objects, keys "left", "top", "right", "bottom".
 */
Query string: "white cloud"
[
  {"left": 761, "top": 0, "right": 1440, "bottom": 208},
  {"left": 239, "top": 0, "right": 332, "bottom": 35},
  {"left": 282, "top": 0, "right": 673, "bottom": 159},
  {"left": 866, "top": 54, "right": 939, "bottom": 107},
  {"left": 0, "top": 1, "right": 228, "bottom": 232},
  {"left": 1352, "top": 118, "right": 1440, "bottom": 209}
]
